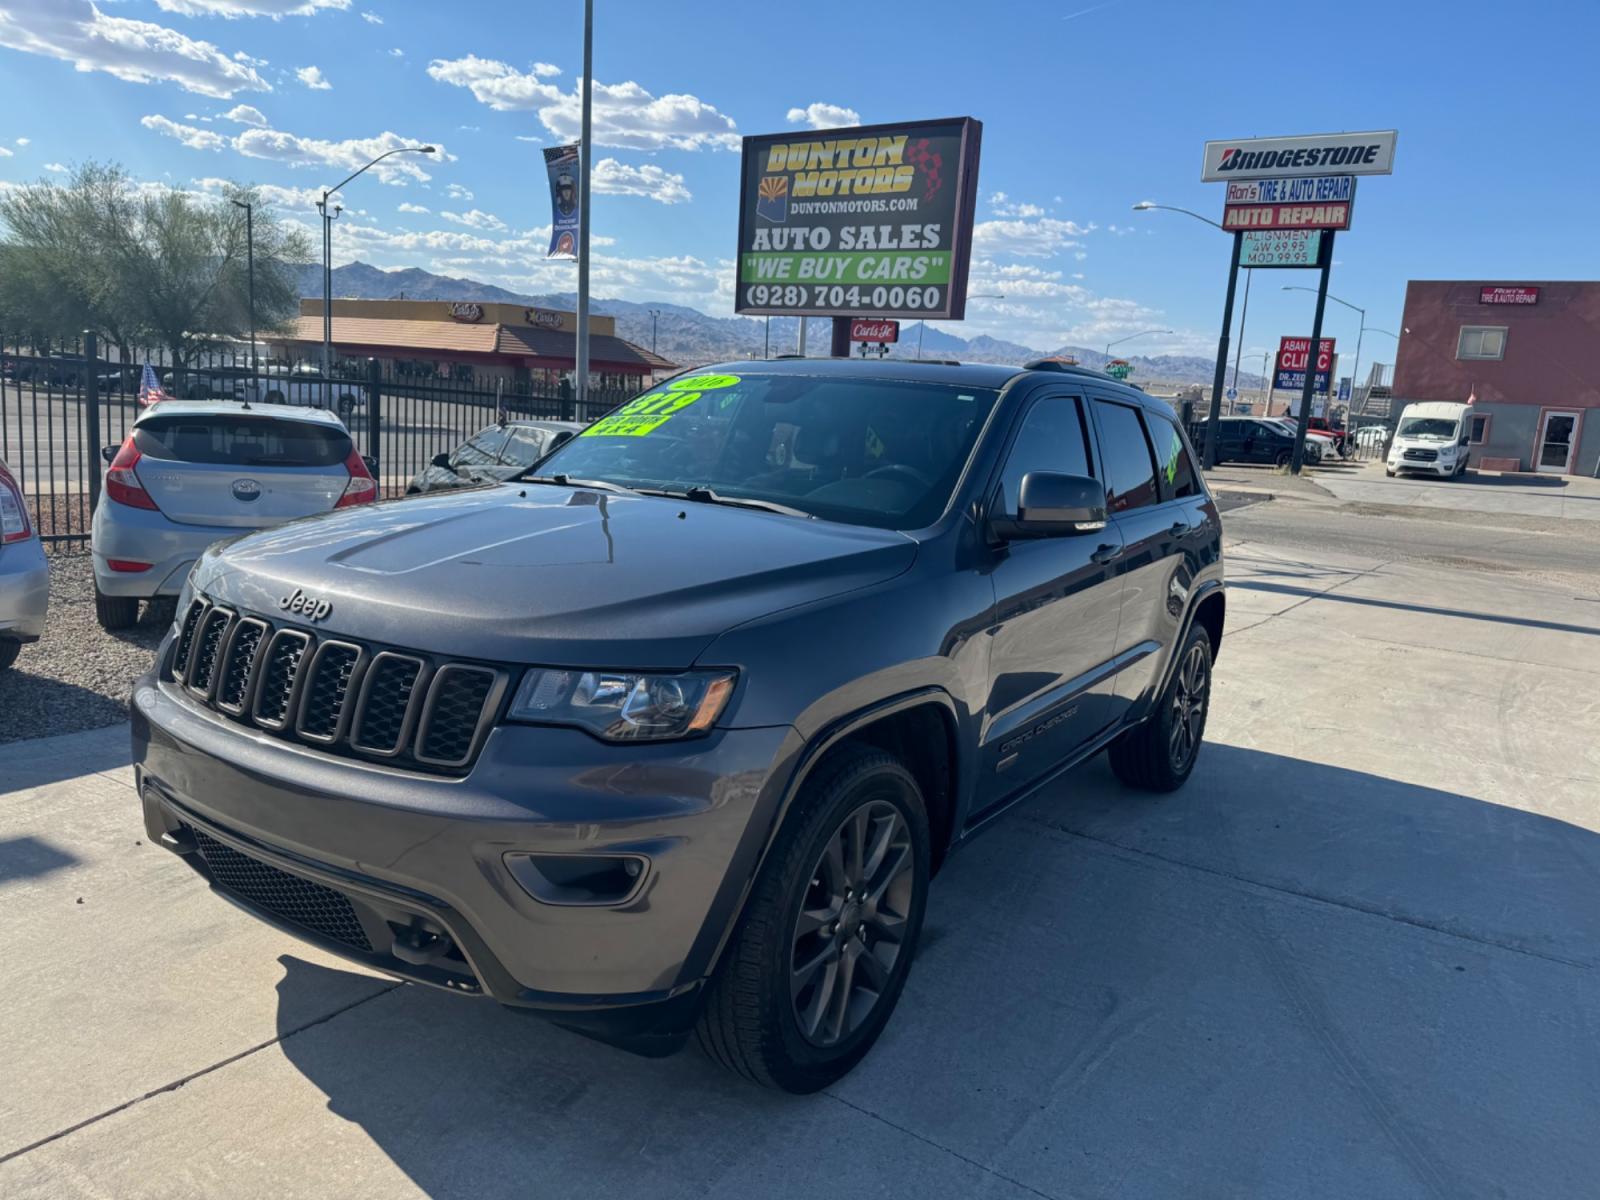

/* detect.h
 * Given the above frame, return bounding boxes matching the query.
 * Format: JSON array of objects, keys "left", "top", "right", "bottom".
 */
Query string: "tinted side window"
[
  {"left": 996, "top": 396, "right": 1092, "bottom": 516},
  {"left": 1147, "top": 412, "right": 1199, "bottom": 500},
  {"left": 1092, "top": 400, "right": 1159, "bottom": 513}
]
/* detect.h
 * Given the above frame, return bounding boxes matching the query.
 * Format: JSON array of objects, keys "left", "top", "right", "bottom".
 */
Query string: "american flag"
[{"left": 138, "top": 364, "right": 169, "bottom": 408}]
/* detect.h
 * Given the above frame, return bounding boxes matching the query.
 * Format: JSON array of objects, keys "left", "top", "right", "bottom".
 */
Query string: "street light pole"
[
  {"left": 1229, "top": 266, "right": 1252, "bottom": 413},
  {"left": 1103, "top": 327, "right": 1173, "bottom": 360},
  {"left": 1132, "top": 201, "right": 1244, "bottom": 464},
  {"left": 648, "top": 308, "right": 660, "bottom": 355},
  {"left": 1285, "top": 284, "right": 1367, "bottom": 428},
  {"left": 576, "top": 0, "right": 594, "bottom": 410},
  {"left": 318, "top": 144, "right": 435, "bottom": 407},
  {"left": 231, "top": 199, "right": 255, "bottom": 376}
]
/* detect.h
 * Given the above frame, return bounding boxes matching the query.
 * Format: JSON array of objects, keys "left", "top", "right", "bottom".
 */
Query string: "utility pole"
[
  {"left": 1289, "top": 232, "right": 1335, "bottom": 474},
  {"left": 648, "top": 308, "right": 660, "bottom": 354},
  {"left": 575, "top": 0, "right": 594, "bottom": 410},
  {"left": 1229, "top": 267, "right": 1252, "bottom": 414},
  {"left": 232, "top": 200, "right": 256, "bottom": 380},
  {"left": 796, "top": 315, "right": 808, "bottom": 357},
  {"left": 1203, "top": 231, "right": 1244, "bottom": 465}
]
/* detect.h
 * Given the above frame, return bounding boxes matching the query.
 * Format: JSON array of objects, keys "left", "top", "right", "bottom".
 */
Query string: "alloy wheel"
[
  {"left": 1169, "top": 642, "right": 1209, "bottom": 770},
  {"left": 789, "top": 799, "right": 915, "bottom": 1048}
]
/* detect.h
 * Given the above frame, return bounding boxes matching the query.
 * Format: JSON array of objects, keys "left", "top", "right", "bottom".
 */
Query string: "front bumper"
[
  {"left": 1389, "top": 456, "right": 1457, "bottom": 476},
  {"left": 131, "top": 661, "right": 799, "bottom": 1049},
  {"left": 0, "top": 537, "right": 49, "bottom": 641}
]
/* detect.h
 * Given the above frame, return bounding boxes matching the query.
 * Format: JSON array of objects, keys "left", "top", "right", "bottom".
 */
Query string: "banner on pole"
[{"left": 544, "top": 144, "right": 580, "bottom": 259}]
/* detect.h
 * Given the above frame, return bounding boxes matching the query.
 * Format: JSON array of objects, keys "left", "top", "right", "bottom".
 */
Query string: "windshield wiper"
[
  {"left": 638, "top": 486, "right": 813, "bottom": 519},
  {"left": 523, "top": 474, "right": 639, "bottom": 496}
]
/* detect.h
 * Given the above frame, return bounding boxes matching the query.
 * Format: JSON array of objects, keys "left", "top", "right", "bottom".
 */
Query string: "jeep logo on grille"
[{"left": 279, "top": 588, "right": 332, "bottom": 621}]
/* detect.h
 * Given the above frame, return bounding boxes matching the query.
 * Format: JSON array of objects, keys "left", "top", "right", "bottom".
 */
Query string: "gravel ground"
[{"left": 0, "top": 551, "right": 172, "bottom": 744}]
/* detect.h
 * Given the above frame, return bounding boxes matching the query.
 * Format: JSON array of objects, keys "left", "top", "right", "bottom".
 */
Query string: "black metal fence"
[{"left": 0, "top": 333, "right": 637, "bottom": 553}]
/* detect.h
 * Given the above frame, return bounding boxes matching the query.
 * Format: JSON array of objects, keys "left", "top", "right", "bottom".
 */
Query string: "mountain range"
[{"left": 298, "top": 261, "right": 1260, "bottom": 391}]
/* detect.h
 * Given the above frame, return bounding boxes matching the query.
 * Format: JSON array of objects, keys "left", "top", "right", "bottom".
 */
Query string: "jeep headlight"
[{"left": 508, "top": 668, "right": 736, "bottom": 742}]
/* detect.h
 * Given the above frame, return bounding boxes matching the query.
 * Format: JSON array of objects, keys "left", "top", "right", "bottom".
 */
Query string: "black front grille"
[
  {"left": 186, "top": 824, "right": 371, "bottom": 952},
  {"left": 1404, "top": 448, "right": 1438, "bottom": 462},
  {"left": 171, "top": 598, "right": 502, "bottom": 774},
  {"left": 300, "top": 643, "right": 361, "bottom": 741}
]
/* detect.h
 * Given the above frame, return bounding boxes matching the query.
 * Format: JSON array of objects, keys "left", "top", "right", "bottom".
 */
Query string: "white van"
[{"left": 1386, "top": 401, "right": 1473, "bottom": 478}]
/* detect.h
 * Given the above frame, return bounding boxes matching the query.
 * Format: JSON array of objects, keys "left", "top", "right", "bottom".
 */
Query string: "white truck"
[
  {"left": 1386, "top": 401, "right": 1474, "bottom": 478},
  {"left": 243, "top": 365, "right": 368, "bottom": 426}
]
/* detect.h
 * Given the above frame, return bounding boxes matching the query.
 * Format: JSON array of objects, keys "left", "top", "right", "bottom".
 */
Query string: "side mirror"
[
  {"left": 430, "top": 451, "right": 454, "bottom": 471},
  {"left": 993, "top": 472, "right": 1107, "bottom": 539},
  {"left": 101, "top": 444, "right": 118, "bottom": 464}
]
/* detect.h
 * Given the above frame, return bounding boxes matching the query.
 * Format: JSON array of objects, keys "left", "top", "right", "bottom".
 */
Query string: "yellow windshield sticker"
[
  {"left": 669, "top": 373, "right": 740, "bottom": 391},
  {"left": 581, "top": 389, "right": 703, "bottom": 437}
]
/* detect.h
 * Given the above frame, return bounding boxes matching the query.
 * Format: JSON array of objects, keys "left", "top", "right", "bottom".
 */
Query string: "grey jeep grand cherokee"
[{"left": 133, "top": 358, "right": 1224, "bottom": 1093}]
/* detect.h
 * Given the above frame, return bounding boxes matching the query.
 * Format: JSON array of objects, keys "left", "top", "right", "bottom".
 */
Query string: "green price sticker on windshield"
[
  {"left": 582, "top": 389, "right": 704, "bottom": 438},
  {"left": 670, "top": 374, "right": 740, "bottom": 392}
]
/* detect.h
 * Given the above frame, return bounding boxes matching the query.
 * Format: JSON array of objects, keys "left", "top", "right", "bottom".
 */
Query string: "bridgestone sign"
[
  {"left": 1201, "top": 131, "right": 1397, "bottom": 182},
  {"left": 735, "top": 117, "right": 983, "bottom": 320}
]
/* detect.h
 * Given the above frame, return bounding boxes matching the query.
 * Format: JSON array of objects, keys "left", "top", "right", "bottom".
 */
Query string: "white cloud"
[
  {"left": 444, "top": 182, "right": 473, "bottom": 200},
  {"left": 0, "top": 0, "right": 271, "bottom": 98},
  {"left": 0, "top": 147, "right": 11, "bottom": 158},
  {"left": 234, "top": 50, "right": 267, "bottom": 66},
  {"left": 440, "top": 208, "right": 508, "bottom": 232},
  {"left": 427, "top": 55, "right": 739, "bottom": 151},
  {"left": 15, "top": 137, "right": 30, "bottom": 146},
  {"left": 388, "top": 48, "right": 403, "bottom": 57},
  {"left": 397, "top": 201, "right": 429, "bottom": 214},
  {"left": 360, "top": 10, "right": 382, "bottom": 23},
  {"left": 989, "top": 192, "right": 1045, "bottom": 219},
  {"left": 591, "top": 158, "right": 691, "bottom": 204},
  {"left": 144, "top": 112, "right": 447, "bottom": 184},
  {"left": 295, "top": 65, "right": 331, "bottom": 89},
  {"left": 140, "top": 114, "right": 226, "bottom": 151},
  {"left": 974, "top": 214, "right": 1092, "bottom": 258},
  {"left": 223, "top": 103, "right": 269, "bottom": 126},
  {"left": 44, "top": 162, "right": 67, "bottom": 173},
  {"left": 155, "top": 0, "right": 350, "bottom": 15},
  {"left": 192, "top": 176, "right": 333, "bottom": 210},
  {"left": 786, "top": 102, "right": 860, "bottom": 130},
  {"left": 513, "top": 134, "right": 541, "bottom": 144}
]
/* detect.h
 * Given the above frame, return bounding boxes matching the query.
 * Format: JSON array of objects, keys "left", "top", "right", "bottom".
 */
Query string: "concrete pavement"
[{"left": 3, "top": 511, "right": 1597, "bottom": 1199}]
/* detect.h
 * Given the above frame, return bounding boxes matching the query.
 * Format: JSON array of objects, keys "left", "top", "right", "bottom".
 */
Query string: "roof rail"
[
  {"left": 910, "top": 358, "right": 963, "bottom": 366},
  {"left": 1022, "top": 357, "right": 1115, "bottom": 380}
]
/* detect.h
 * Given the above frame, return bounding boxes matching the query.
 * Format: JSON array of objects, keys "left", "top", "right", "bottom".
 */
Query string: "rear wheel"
[
  {"left": 1274, "top": 449, "right": 1291, "bottom": 468},
  {"left": 696, "top": 746, "right": 929, "bottom": 1093},
  {"left": 95, "top": 587, "right": 140, "bottom": 631},
  {"left": 1108, "top": 623, "right": 1213, "bottom": 793}
]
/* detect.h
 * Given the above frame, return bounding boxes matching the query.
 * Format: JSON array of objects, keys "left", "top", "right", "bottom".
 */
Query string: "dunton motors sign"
[{"left": 1202, "top": 131, "right": 1397, "bottom": 182}]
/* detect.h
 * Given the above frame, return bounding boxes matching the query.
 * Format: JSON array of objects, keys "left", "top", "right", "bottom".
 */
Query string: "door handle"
[
  {"left": 1091, "top": 543, "right": 1122, "bottom": 566},
  {"left": 1169, "top": 520, "right": 1191, "bottom": 538}
]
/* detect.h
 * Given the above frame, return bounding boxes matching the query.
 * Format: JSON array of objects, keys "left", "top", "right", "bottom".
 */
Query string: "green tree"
[{"left": 0, "top": 164, "right": 310, "bottom": 367}]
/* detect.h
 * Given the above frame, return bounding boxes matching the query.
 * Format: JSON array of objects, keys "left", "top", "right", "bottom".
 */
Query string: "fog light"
[{"left": 504, "top": 852, "right": 649, "bottom": 906}]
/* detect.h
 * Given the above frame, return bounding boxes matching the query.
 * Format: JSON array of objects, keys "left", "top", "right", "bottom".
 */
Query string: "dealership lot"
[{"left": 3, "top": 500, "right": 1596, "bottom": 1199}]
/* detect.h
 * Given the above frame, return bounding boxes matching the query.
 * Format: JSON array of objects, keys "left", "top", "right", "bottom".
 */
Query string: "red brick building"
[{"left": 1393, "top": 281, "right": 1599, "bottom": 475}]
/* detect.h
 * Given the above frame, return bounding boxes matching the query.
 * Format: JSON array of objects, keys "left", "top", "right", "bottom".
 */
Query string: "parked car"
[
  {"left": 1386, "top": 402, "right": 1473, "bottom": 478},
  {"left": 1356, "top": 425, "right": 1390, "bottom": 451},
  {"left": 406, "top": 419, "right": 587, "bottom": 495},
  {"left": 0, "top": 454, "right": 49, "bottom": 673},
  {"left": 1259, "top": 418, "right": 1329, "bottom": 463},
  {"left": 1302, "top": 416, "right": 1352, "bottom": 457},
  {"left": 244, "top": 365, "right": 367, "bottom": 425},
  {"left": 91, "top": 400, "right": 377, "bottom": 630},
  {"left": 1190, "top": 416, "right": 1307, "bottom": 467},
  {"left": 133, "top": 357, "right": 1226, "bottom": 1092}
]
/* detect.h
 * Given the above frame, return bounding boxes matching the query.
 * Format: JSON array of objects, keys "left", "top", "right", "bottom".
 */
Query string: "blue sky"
[{"left": 1, "top": 0, "right": 1597, "bottom": 366}]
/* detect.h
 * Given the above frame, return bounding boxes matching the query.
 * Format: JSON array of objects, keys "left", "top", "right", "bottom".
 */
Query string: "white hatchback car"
[{"left": 91, "top": 401, "right": 376, "bottom": 629}]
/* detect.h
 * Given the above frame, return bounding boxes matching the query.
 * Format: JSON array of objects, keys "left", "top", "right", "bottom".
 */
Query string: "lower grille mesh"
[{"left": 187, "top": 824, "right": 371, "bottom": 952}]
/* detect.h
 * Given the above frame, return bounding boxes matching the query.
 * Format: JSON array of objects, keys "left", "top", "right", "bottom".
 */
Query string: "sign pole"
[
  {"left": 1203, "top": 231, "right": 1243, "bottom": 468},
  {"left": 1229, "top": 267, "right": 1251, "bottom": 414},
  {"left": 829, "top": 317, "right": 851, "bottom": 358},
  {"left": 1289, "top": 231, "right": 1335, "bottom": 475},
  {"left": 575, "top": 0, "right": 593, "bottom": 412}
]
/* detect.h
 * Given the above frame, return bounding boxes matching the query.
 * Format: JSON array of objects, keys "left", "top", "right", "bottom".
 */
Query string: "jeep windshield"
[
  {"left": 528, "top": 372, "right": 999, "bottom": 530},
  {"left": 1397, "top": 417, "right": 1458, "bottom": 440}
]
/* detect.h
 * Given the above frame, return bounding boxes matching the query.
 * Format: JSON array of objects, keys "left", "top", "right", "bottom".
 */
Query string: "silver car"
[
  {"left": 91, "top": 401, "right": 376, "bottom": 630},
  {"left": 0, "top": 454, "right": 49, "bottom": 672}
]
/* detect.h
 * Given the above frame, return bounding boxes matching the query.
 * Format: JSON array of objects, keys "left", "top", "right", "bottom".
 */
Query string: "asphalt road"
[{"left": 3, "top": 492, "right": 1597, "bottom": 1198}]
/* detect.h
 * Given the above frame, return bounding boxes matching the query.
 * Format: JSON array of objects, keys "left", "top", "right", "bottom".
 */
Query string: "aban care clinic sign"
[
  {"left": 736, "top": 117, "right": 982, "bottom": 320},
  {"left": 1202, "top": 131, "right": 1397, "bottom": 181}
]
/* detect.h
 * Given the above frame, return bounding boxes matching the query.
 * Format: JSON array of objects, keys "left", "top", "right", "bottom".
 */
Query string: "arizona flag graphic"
[{"left": 757, "top": 175, "right": 788, "bottom": 224}]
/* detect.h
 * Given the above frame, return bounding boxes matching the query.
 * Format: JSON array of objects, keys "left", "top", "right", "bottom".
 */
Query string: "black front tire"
[
  {"left": 695, "top": 746, "right": 930, "bottom": 1093},
  {"left": 95, "top": 587, "right": 140, "bottom": 631},
  {"left": 1108, "top": 623, "right": 1214, "bottom": 793}
]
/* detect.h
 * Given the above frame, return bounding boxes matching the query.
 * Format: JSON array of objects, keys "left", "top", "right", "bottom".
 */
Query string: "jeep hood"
[{"left": 193, "top": 483, "right": 917, "bottom": 668}]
